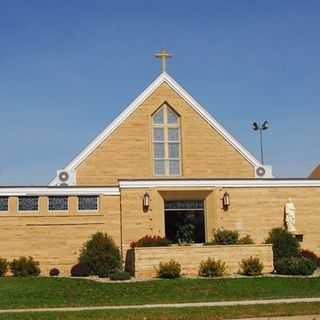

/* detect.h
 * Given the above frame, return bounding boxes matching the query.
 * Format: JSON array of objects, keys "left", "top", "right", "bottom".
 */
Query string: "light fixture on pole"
[{"left": 252, "top": 121, "right": 269, "bottom": 165}]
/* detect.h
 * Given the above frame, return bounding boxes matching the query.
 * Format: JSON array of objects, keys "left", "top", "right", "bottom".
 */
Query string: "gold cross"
[{"left": 155, "top": 48, "right": 172, "bottom": 73}]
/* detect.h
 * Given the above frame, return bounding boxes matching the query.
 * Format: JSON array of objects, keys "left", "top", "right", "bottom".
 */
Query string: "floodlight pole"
[{"left": 252, "top": 121, "right": 269, "bottom": 165}]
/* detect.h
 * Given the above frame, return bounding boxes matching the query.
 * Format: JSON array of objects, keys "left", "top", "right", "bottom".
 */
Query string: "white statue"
[{"left": 285, "top": 197, "right": 296, "bottom": 233}]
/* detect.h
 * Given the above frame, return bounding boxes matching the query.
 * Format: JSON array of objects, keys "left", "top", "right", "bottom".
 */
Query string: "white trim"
[
  {"left": 119, "top": 179, "right": 320, "bottom": 189},
  {"left": 49, "top": 72, "right": 261, "bottom": 185},
  {"left": 0, "top": 187, "right": 120, "bottom": 196}
]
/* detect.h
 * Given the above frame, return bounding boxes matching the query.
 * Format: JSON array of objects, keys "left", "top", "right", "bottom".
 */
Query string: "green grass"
[
  {"left": 1, "top": 277, "right": 320, "bottom": 309},
  {"left": 1, "top": 303, "right": 320, "bottom": 320}
]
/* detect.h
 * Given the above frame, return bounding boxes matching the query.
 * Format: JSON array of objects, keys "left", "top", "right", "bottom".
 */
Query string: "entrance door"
[{"left": 164, "top": 200, "right": 205, "bottom": 243}]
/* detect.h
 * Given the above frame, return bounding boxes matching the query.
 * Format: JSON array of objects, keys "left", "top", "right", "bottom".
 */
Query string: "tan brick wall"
[
  {"left": 76, "top": 83, "right": 254, "bottom": 185},
  {"left": 0, "top": 195, "right": 120, "bottom": 275},
  {"left": 215, "top": 187, "right": 320, "bottom": 254},
  {"left": 132, "top": 244, "right": 273, "bottom": 278}
]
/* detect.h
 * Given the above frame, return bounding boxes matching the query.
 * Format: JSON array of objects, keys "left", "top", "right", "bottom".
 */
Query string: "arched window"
[{"left": 152, "top": 104, "right": 181, "bottom": 176}]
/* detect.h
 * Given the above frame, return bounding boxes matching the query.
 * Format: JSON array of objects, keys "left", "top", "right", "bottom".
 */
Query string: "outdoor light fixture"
[
  {"left": 143, "top": 192, "right": 150, "bottom": 210},
  {"left": 222, "top": 192, "right": 230, "bottom": 210},
  {"left": 252, "top": 121, "right": 269, "bottom": 165}
]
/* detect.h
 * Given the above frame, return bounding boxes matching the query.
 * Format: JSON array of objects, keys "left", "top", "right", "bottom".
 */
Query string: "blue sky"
[{"left": 0, "top": 1, "right": 319, "bottom": 185}]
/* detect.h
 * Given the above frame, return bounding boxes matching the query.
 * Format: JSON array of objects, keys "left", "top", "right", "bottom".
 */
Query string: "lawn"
[
  {"left": 1, "top": 303, "right": 320, "bottom": 320},
  {"left": 1, "top": 277, "right": 320, "bottom": 309}
]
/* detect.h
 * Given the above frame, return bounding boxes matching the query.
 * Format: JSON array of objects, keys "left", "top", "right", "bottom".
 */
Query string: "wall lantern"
[
  {"left": 143, "top": 192, "right": 150, "bottom": 211},
  {"left": 222, "top": 192, "right": 230, "bottom": 210}
]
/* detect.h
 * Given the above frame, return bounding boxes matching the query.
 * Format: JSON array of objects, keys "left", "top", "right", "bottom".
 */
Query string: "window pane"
[
  {"left": 154, "top": 143, "right": 165, "bottom": 158},
  {"left": 153, "top": 108, "right": 164, "bottom": 124},
  {"left": 0, "top": 197, "right": 8, "bottom": 211},
  {"left": 154, "top": 160, "right": 165, "bottom": 175},
  {"left": 19, "top": 196, "right": 38, "bottom": 211},
  {"left": 168, "top": 143, "right": 180, "bottom": 158},
  {"left": 167, "top": 108, "right": 178, "bottom": 124},
  {"left": 49, "top": 196, "right": 68, "bottom": 211},
  {"left": 153, "top": 128, "right": 164, "bottom": 141},
  {"left": 168, "top": 128, "right": 179, "bottom": 141},
  {"left": 78, "top": 196, "right": 98, "bottom": 211},
  {"left": 169, "top": 160, "right": 180, "bottom": 175}
]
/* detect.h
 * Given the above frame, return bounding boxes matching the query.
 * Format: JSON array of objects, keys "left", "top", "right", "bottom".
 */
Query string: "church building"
[{"left": 0, "top": 50, "right": 319, "bottom": 275}]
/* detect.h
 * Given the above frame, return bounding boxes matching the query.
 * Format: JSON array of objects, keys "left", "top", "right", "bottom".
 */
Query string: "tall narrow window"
[{"left": 152, "top": 104, "right": 181, "bottom": 176}]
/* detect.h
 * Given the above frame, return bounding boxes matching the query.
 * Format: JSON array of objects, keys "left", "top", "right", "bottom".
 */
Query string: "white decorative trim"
[
  {"left": 119, "top": 179, "right": 320, "bottom": 189},
  {"left": 49, "top": 72, "right": 261, "bottom": 185},
  {"left": 0, "top": 187, "right": 120, "bottom": 196}
]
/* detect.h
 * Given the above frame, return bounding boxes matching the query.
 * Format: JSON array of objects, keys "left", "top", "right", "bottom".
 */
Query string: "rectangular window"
[
  {"left": 48, "top": 196, "right": 68, "bottom": 211},
  {"left": 78, "top": 196, "right": 98, "bottom": 211},
  {"left": 19, "top": 196, "right": 39, "bottom": 212},
  {"left": 0, "top": 197, "right": 8, "bottom": 211}
]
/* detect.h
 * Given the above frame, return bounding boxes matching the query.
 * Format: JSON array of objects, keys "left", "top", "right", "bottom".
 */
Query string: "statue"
[{"left": 285, "top": 198, "right": 296, "bottom": 233}]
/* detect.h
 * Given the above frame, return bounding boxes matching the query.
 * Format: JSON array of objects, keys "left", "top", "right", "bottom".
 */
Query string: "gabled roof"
[{"left": 49, "top": 72, "right": 261, "bottom": 185}]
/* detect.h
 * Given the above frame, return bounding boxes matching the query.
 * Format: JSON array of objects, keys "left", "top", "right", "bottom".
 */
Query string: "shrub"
[
  {"left": 198, "top": 258, "right": 226, "bottom": 277},
  {"left": 212, "top": 229, "right": 239, "bottom": 245},
  {"left": 240, "top": 256, "right": 264, "bottom": 276},
  {"left": 49, "top": 268, "right": 60, "bottom": 277},
  {"left": 70, "top": 263, "right": 91, "bottom": 277},
  {"left": 79, "top": 232, "right": 122, "bottom": 278},
  {"left": 130, "top": 235, "right": 171, "bottom": 248},
  {"left": 177, "top": 223, "right": 195, "bottom": 244},
  {"left": 109, "top": 271, "right": 131, "bottom": 281},
  {"left": 157, "top": 260, "right": 181, "bottom": 279},
  {"left": 10, "top": 257, "right": 40, "bottom": 277},
  {"left": 265, "top": 228, "right": 300, "bottom": 263},
  {"left": 275, "top": 257, "right": 317, "bottom": 276},
  {"left": 238, "top": 235, "right": 255, "bottom": 245},
  {"left": 300, "top": 249, "right": 320, "bottom": 267},
  {"left": 0, "top": 258, "right": 8, "bottom": 277}
]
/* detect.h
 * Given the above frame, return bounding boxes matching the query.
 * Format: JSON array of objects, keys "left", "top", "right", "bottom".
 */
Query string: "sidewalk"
[{"left": 1, "top": 297, "right": 320, "bottom": 314}]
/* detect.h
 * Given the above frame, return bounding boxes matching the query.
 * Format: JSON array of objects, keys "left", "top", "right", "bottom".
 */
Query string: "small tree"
[
  {"left": 79, "top": 232, "right": 122, "bottom": 277},
  {"left": 265, "top": 228, "right": 300, "bottom": 264}
]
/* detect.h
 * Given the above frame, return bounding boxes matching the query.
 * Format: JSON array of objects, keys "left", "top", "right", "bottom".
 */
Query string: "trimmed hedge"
[
  {"left": 49, "top": 268, "right": 60, "bottom": 277},
  {"left": 70, "top": 263, "right": 91, "bottom": 277},
  {"left": 109, "top": 271, "right": 131, "bottom": 281},
  {"left": 130, "top": 235, "right": 171, "bottom": 248},
  {"left": 275, "top": 257, "right": 317, "bottom": 276}
]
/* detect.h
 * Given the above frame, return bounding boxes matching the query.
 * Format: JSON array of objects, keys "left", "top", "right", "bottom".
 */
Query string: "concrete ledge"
[{"left": 131, "top": 244, "right": 273, "bottom": 279}]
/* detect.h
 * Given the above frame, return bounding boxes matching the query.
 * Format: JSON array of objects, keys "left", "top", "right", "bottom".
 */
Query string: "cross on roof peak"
[{"left": 155, "top": 48, "right": 173, "bottom": 73}]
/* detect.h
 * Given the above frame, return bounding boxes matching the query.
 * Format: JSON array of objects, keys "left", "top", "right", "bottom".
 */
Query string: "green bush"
[
  {"left": 109, "top": 271, "right": 131, "bottom": 281},
  {"left": 70, "top": 263, "right": 91, "bottom": 277},
  {"left": 198, "top": 258, "right": 226, "bottom": 277},
  {"left": 79, "top": 232, "right": 122, "bottom": 278},
  {"left": 0, "top": 258, "right": 8, "bottom": 276},
  {"left": 240, "top": 256, "right": 264, "bottom": 276},
  {"left": 212, "top": 229, "right": 239, "bottom": 245},
  {"left": 157, "top": 260, "right": 181, "bottom": 279},
  {"left": 130, "top": 235, "right": 171, "bottom": 248},
  {"left": 176, "top": 223, "right": 195, "bottom": 244},
  {"left": 265, "top": 228, "right": 300, "bottom": 264},
  {"left": 275, "top": 257, "right": 317, "bottom": 276},
  {"left": 10, "top": 257, "right": 41, "bottom": 277},
  {"left": 300, "top": 249, "right": 320, "bottom": 267},
  {"left": 238, "top": 235, "right": 255, "bottom": 244}
]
